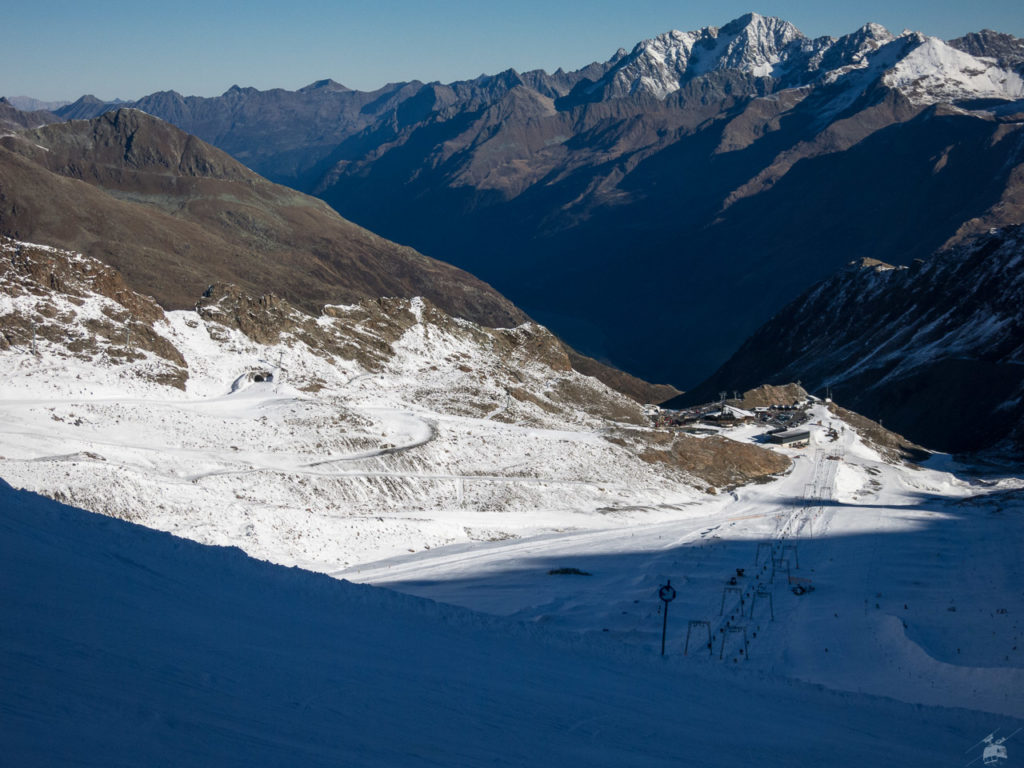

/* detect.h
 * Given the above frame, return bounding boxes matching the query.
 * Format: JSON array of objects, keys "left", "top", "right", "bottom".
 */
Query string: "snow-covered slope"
[
  {"left": 884, "top": 34, "right": 1024, "bottom": 105},
  {"left": 3, "top": 237, "right": 1022, "bottom": 760},
  {"left": 0, "top": 238, "right": 791, "bottom": 572},
  {"left": 6, "top": 478, "right": 1017, "bottom": 766},
  {"left": 347, "top": 400, "right": 1024, "bottom": 718}
]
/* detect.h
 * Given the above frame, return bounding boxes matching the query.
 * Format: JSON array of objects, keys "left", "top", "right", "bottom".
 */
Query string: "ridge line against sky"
[{"left": 4, "top": 0, "right": 1023, "bottom": 102}]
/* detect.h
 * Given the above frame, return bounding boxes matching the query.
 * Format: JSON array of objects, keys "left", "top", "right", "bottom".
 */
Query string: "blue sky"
[{"left": 5, "top": 0, "right": 1023, "bottom": 102}]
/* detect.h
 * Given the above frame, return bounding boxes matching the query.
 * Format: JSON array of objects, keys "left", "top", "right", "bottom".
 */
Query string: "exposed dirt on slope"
[
  {"left": 734, "top": 383, "right": 808, "bottom": 409},
  {"left": 605, "top": 427, "right": 791, "bottom": 490},
  {"left": 827, "top": 402, "right": 931, "bottom": 464},
  {"left": 566, "top": 348, "right": 682, "bottom": 405}
]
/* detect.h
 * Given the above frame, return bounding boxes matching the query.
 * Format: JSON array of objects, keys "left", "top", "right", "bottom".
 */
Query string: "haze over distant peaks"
[{"left": 4, "top": 95, "right": 70, "bottom": 112}]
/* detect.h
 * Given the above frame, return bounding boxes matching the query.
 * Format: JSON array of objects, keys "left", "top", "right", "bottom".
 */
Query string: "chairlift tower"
[
  {"left": 720, "top": 625, "right": 749, "bottom": 660},
  {"left": 781, "top": 543, "right": 800, "bottom": 570},
  {"left": 770, "top": 557, "right": 790, "bottom": 584},
  {"left": 684, "top": 620, "right": 712, "bottom": 655},
  {"left": 720, "top": 586, "right": 742, "bottom": 615},
  {"left": 750, "top": 585, "right": 774, "bottom": 621}
]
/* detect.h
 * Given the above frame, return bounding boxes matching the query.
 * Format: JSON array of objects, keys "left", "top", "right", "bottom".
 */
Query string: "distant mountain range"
[
  {"left": 4, "top": 96, "right": 71, "bottom": 113},
  {"left": 31, "top": 13, "right": 1024, "bottom": 389},
  {"left": 0, "top": 98, "right": 59, "bottom": 132}
]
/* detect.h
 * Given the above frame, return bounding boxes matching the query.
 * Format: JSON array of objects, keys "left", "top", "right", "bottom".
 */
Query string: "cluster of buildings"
[{"left": 646, "top": 399, "right": 814, "bottom": 447}]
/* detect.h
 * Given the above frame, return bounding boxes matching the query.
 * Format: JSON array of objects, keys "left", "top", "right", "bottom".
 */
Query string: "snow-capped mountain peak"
[
  {"left": 810, "top": 22, "right": 895, "bottom": 78},
  {"left": 707, "top": 12, "right": 805, "bottom": 75},
  {"left": 585, "top": 13, "right": 1024, "bottom": 106},
  {"left": 598, "top": 13, "right": 806, "bottom": 99},
  {"left": 882, "top": 33, "right": 1024, "bottom": 104}
]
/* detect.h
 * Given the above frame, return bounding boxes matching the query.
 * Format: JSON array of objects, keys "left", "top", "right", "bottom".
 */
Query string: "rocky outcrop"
[
  {"left": 734, "top": 384, "right": 808, "bottom": 410},
  {"left": 0, "top": 238, "right": 188, "bottom": 387},
  {"left": 949, "top": 29, "right": 1024, "bottom": 75}
]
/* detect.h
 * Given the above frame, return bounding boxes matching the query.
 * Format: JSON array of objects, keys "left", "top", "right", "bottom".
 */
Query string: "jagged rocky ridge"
[
  {"left": 676, "top": 226, "right": 1024, "bottom": 455},
  {"left": 949, "top": 29, "right": 1024, "bottom": 76},
  {"left": 35, "top": 13, "right": 1024, "bottom": 387}
]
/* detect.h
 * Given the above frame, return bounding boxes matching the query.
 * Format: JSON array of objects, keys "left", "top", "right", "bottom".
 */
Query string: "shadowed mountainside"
[{"left": 675, "top": 226, "right": 1024, "bottom": 455}]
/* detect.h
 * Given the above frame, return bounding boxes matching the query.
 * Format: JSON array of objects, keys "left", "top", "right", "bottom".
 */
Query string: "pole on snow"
[{"left": 659, "top": 580, "right": 676, "bottom": 656}]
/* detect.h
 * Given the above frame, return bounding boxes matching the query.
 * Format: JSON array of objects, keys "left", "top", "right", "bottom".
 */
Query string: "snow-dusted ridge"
[
  {"left": 587, "top": 12, "right": 1024, "bottom": 106},
  {"left": 884, "top": 34, "right": 1024, "bottom": 105},
  {"left": 2, "top": 238, "right": 765, "bottom": 571}
]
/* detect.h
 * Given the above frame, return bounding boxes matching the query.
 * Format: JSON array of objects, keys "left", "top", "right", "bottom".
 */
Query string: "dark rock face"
[
  {"left": 678, "top": 226, "right": 1024, "bottom": 455},
  {"left": 52, "top": 94, "right": 116, "bottom": 120},
  {"left": 949, "top": 30, "right": 1024, "bottom": 75}
]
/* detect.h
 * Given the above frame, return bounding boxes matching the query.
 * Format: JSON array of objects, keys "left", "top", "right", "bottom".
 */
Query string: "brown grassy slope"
[
  {"left": 0, "top": 109, "right": 525, "bottom": 329},
  {"left": 826, "top": 402, "right": 931, "bottom": 464},
  {"left": 565, "top": 348, "right": 681, "bottom": 406},
  {"left": 605, "top": 427, "right": 791, "bottom": 490}
]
